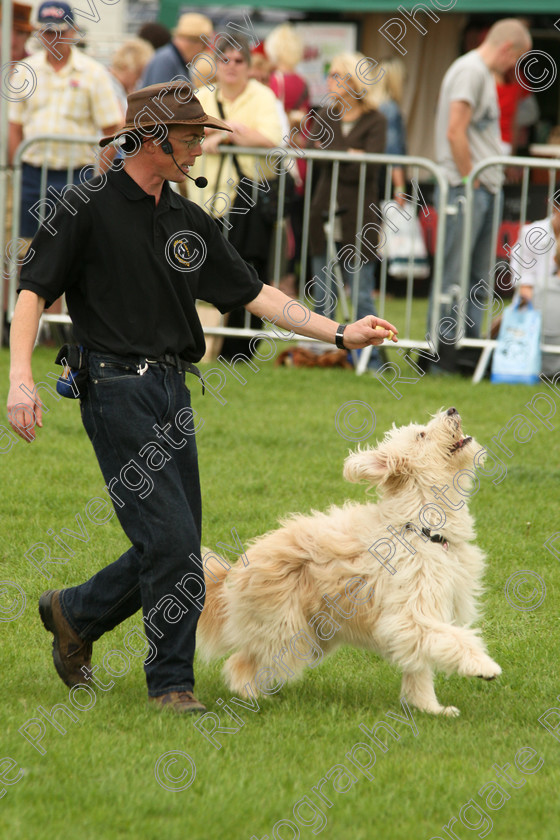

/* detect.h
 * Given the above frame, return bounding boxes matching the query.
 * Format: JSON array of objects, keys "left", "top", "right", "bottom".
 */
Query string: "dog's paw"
[
  {"left": 411, "top": 702, "right": 460, "bottom": 717},
  {"left": 442, "top": 705, "right": 460, "bottom": 718},
  {"left": 476, "top": 659, "right": 502, "bottom": 681},
  {"left": 477, "top": 667, "right": 501, "bottom": 681},
  {"left": 460, "top": 654, "right": 502, "bottom": 680},
  {"left": 420, "top": 704, "right": 461, "bottom": 716}
]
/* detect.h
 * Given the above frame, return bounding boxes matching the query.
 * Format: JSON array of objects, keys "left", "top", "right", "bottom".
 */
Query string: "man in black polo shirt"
[{"left": 7, "top": 81, "right": 398, "bottom": 714}]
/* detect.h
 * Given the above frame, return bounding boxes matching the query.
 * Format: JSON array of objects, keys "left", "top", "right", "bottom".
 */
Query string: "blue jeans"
[
  {"left": 60, "top": 352, "right": 203, "bottom": 697},
  {"left": 311, "top": 251, "right": 381, "bottom": 366},
  {"left": 428, "top": 184, "right": 501, "bottom": 339}
]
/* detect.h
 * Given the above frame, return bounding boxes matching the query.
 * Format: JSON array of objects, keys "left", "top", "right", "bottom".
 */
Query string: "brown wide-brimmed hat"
[
  {"left": 0, "top": 2, "right": 34, "bottom": 32},
  {"left": 99, "top": 81, "right": 231, "bottom": 147}
]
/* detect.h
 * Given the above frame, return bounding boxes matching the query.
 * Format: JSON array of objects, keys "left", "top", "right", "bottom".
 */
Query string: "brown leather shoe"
[
  {"left": 149, "top": 691, "right": 207, "bottom": 714},
  {"left": 38, "top": 590, "right": 92, "bottom": 687}
]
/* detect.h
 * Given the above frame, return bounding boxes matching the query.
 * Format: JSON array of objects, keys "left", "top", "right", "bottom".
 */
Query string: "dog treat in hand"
[{"left": 375, "top": 325, "right": 394, "bottom": 340}]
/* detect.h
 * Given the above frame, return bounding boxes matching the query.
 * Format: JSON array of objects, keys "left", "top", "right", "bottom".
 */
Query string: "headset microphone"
[
  {"left": 186, "top": 172, "right": 208, "bottom": 189},
  {"left": 161, "top": 139, "right": 208, "bottom": 188}
]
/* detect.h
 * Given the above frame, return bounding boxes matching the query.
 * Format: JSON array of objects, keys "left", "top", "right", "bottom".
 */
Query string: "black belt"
[
  {"left": 146, "top": 354, "right": 205, "bottom": 394},
  {"left": 85, "top": 348, "right": 205, "bottom": 393}
]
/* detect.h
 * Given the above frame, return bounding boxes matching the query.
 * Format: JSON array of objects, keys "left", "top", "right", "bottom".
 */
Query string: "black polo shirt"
[{"left": 18, "top": 168, "right": 263, "bottom": 361}]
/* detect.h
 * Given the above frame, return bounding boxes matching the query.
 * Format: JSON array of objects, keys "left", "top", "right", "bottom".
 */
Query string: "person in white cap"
[{"left": 8, "top": 1, "right": 122, "bottom": 238}]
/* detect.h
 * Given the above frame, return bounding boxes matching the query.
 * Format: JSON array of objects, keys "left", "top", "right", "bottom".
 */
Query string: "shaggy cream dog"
[{"left": 197, "top": 408, "right": 501, "bottom": 716}]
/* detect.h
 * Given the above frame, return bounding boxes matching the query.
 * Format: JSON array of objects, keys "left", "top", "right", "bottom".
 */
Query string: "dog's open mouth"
[{"left": 450, "top": 436, "right": 472, "bottom": 452}]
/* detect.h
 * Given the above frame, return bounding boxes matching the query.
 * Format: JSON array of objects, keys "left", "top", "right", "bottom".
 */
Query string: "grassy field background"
[{"left": 1, "top": 340, "right": 559, "bottom": 840}]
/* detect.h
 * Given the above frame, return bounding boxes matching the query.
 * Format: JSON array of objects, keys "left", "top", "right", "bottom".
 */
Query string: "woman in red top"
[{"left": 265, "top": 23, "right": 310, "bottom": 122}]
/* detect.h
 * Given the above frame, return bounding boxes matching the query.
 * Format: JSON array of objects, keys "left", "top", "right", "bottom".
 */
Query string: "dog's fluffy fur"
[{"left": 197, "top": 409, "right": 501, "bottom": 716}]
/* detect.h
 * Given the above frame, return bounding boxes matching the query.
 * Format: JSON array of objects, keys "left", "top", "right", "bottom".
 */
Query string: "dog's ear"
[
  {"left": 344, "top": 448, "right": 376, "bottom": 484},
  {"left": 344, "top": 447, "right": 409, "bottom": 486}
]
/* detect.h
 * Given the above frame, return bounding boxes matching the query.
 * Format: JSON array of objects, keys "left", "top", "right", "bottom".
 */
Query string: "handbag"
[
  {"left": 490, "top": 300, "right": 542, "bottom": 384},
  {"left": 378, "top": 202, "right": 430, "bottom": 279}
]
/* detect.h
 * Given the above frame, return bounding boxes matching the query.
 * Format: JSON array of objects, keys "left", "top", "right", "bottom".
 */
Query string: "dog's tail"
[{"left": 197, "top": 563, "right": 231, "bottom": 661}]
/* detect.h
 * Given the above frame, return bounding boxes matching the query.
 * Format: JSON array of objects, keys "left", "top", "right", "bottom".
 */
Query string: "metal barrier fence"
[
  {"left": 4, "top": 136, "right": 560, "bottom": 381},
  {"left": 4, "top": 137, "right": 450, "bottom": 361},
  {"left": 192, "top": 145, "right": 449, "bottom": 367}
]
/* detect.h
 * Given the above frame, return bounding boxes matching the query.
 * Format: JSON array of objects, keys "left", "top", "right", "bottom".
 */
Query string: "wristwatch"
[{"left": 335, "top": 324, "right": 348, "bottom": 350}]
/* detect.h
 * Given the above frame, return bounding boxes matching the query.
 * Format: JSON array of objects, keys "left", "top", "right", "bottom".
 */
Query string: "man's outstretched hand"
[{"left": 342, "top": 316, "right": 399, "bottom": 350}]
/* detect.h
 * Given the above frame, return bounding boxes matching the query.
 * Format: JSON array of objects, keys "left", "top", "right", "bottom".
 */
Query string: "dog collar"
[
  {"left": 421, "top": 526, "right": 449, "bottom": 551},
  {"left": 404, "top": 523, "right": 450, "bottom": 550}
]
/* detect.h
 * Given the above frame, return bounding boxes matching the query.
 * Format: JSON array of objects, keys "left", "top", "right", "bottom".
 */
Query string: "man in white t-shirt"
[{"left": 432, "top": 19, "right": 531, "bottom": 347}]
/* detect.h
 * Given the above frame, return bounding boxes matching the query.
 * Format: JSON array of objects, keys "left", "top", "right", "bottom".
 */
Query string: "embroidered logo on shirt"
[
  {"left": 165, "top": 230, "right": 207, "bottom": 273},
  {"left": 173, "top": 238, "right": 191, "bottom": 266}
]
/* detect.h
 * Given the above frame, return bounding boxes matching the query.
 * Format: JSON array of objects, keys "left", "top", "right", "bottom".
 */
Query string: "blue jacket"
[{"left": 141, "top": 41, "right": 189, "bottom": 87}]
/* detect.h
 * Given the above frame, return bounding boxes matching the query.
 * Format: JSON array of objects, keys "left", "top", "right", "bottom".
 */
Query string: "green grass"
[{"left": 1, "top": 344, "right": 559, "bottom": 840}]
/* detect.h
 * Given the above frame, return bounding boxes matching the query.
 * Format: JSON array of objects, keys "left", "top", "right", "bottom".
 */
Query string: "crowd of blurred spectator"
[{"left": 2, "top": 6, "right": 558, "bottom": 375}]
